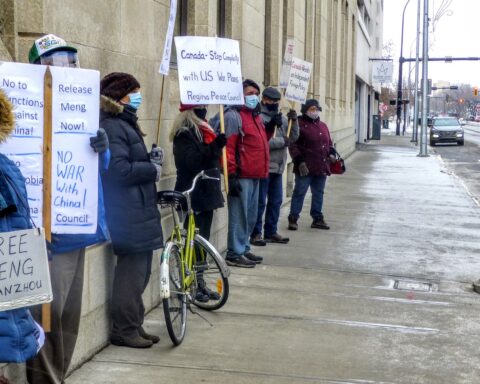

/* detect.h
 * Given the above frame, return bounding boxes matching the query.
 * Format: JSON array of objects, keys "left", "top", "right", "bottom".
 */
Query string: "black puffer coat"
[
  {"left": 100, "top": 96, "right": 163, "bottom": 255},
  {"left": 173, "top": 127, "right": 224, "bottom": 212}
]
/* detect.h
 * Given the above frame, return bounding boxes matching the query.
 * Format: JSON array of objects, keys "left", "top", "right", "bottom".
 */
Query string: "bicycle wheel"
[
  {"left": 193, "top": 236, "right": 229, "bottom": 311},
  {"left": 162, "top": 242, "right": 187, "bottom": 345}
]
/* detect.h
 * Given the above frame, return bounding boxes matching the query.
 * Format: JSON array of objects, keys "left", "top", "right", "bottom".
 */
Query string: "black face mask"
[
  {"left": 194, "top": 108, "right": 207, "bottom": 120},
  {"left": 264, "top": 103, "right": 279, "bottom": 112}
]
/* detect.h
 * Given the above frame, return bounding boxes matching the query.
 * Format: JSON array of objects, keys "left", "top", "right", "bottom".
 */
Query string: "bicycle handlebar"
[{"left": 183, "top": 169, "right": 220, "bottom": 196}]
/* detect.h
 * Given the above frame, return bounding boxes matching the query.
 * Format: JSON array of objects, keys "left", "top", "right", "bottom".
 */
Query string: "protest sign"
[
  {"left": 50, "top": 66, "right": 99, "bottom": 234},
  {"left": 285, "top": 57, "right": 313, "bottom": 104},
  {"left": 159, "top": 0, "right": 177, "bottom": 75},
  {"left": 0, "top": 62, "right": 46, "bottom": 228},
  {"left": 0, "top": 228, "right": 52, "bottom": 310},
  {"left": 175, "top": 36, "right": 244, "bottom": 105},
  {"left": 279, "top": 39, "right": 295, "bottom": 88}
]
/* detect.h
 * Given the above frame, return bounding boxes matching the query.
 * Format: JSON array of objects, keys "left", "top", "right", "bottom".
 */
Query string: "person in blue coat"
[
  {"left": 25, "top": 34, "right": 110, "bottom": 384},
  {"left": 0, "top": 89, "right": 43, "bottom": 364}
]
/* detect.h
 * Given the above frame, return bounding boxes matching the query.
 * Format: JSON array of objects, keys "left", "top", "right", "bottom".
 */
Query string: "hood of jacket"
[
  {"left": 100, "top": 95, "right": 125, "bottom": 116},
  {"left": 0, "top": 89, "right": 14, "bottom": 143}
]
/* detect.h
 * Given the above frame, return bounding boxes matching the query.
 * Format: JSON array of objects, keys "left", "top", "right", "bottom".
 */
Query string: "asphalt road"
[{"left": 429, "top": 122, "right": 480, "bottom": 203}]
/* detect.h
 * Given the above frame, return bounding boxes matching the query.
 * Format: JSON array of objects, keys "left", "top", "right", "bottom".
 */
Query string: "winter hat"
[
  {"left": 179, "top": 103, "right": 197, "bottom": 112},
  {"left": 242, "top": 79, "right": 260, "bottom": 93},
  {"left": 100, "top": 72, "right": 140, "bottom": 101},
  {"left": 301, "top": 99, "right": 322, "bottom": 114},
  {"left": 28, "top": 34, "right": 77, "bottom": 64},
  {"left": 0, "top": 89, "right": 14, "bottom": 143},
  {"left": 262, "top": 87, "right": 281, "bottom": 101}
]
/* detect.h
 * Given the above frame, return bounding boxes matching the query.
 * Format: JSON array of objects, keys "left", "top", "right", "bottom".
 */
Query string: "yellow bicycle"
[{"left": 158, "top": 170, "right": 230, "bottom": 346}]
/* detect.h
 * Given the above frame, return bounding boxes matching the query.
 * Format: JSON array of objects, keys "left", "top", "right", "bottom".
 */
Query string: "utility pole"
[
  {"left": 418, "top": 0, "right": 429, "bottom": 157},
  {"left": 411, "top": 0, "right": 421, "bottom": 143}
]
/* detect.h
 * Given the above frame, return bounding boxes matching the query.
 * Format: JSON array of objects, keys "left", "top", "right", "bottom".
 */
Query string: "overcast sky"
[{"left": 383, "top": 0, "right": 480, "bottom": 86}]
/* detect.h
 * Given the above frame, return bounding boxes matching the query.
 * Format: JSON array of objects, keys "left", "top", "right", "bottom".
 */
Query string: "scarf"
[{"left": 198, "top": 122, "right": 216, "bottom": 144}]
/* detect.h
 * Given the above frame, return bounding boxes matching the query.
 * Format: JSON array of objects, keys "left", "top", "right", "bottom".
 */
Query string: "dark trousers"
[
  {"left": 183, "top": 210, "right": 214, "bottom": 240},
  {"left": 27, "top": 248, "right": 86, "bottom": 384},
  {"left": 252, "top": 173, "right": 283, "bottom": 238},
  {"left": 110, "top": 251, "right": 153, "bottom": 338}
]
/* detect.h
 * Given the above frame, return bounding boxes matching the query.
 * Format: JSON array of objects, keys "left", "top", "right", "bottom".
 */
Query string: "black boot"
[
  {"left": 288, "top": 215, "right": 298, "bottom": 230},
  {"left": 311, "top": 217, "right": 330, "bottom": 230}
]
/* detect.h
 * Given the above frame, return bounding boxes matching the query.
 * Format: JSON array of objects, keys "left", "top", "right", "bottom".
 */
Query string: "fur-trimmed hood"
[
  {"left": 0, "top": 89, "right": 14, "bottom": 143},
  {"left": 100, "top": 95, "right": 124, "bottom": 115}
]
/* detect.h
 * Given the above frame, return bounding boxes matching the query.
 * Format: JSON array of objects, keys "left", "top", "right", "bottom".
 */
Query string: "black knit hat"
[
  {"left": 301, "top": 99, "right": 322, "bottom": 114},
  {"left": 242, "top": 79, "right": 260, "bottom": 93},
  {"left": 100, "top": 72, "right": 140, "bottom": 101}
]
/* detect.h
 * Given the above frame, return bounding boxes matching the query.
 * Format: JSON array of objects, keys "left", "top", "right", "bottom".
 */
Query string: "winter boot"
[
  {"left": 311, "top": 217, "right": 330, "bottom": 230},
  {"left": 288, "top": 215, "right": 298, "bottom": 231}
]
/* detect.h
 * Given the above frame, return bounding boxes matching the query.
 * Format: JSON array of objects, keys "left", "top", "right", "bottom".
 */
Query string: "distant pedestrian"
[
  {"left": 250, "top": 87, "right": 299, "bottom": 246},
  {"left": 100, "top": 72, "right": 163, "bottom": 348},
  {"left": 288, "top": 99, "right": 335, "bottom": 230}
]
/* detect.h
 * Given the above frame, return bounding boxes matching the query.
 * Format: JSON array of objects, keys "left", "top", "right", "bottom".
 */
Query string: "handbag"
[{"left": 329, "top": 149, "right": 346, "bottom": 175}]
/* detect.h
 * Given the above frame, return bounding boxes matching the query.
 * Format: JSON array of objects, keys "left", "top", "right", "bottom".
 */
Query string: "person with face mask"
[
  {"left": 26, "top": 34, "right": 110, "bottom": 384},
  {"left": 250, "top": 87, "right": 299, "bottom": 246},
  {"left": 170, "top": 104, "right": 226, "bottom": 300},
  {"left": 99, "top": 72, "right": 163, "bottom": 349},
  {"left": 288, "top": 99, "right": 335, "bottom": 231},
  {"left": 214, "top": 79, "right": 274, "bottom": 268}
]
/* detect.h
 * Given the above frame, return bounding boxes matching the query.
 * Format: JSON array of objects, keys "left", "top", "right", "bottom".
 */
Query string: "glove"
[
  {"left": 298, "top": 162, "right": 309, "bottom": 177},
  {"left": 228, "top": 175, "right": 243, "bottom": 197},
  {"left": 265, "top": 113, "right": 283, "bottom": 132},
  {"left": 90, "top": 128, "right": 109, "bottom": 153},
  {"left": 212, "top": 133, "right": 227, "bottom": 149},
  {"left": 150, "top": 145, "right": 164, "bottom": 166},
  {"left": 287, "top": 109, "right": 297, "bottom": 121},
  {"left": 283, "top": 137, "right": 291, "bottom": 147}
]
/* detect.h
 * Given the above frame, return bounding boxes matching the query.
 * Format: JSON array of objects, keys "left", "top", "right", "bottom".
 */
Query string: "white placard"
[
  {"left": 279, "top": 39, "right": 295, "bottom": 88},
  {"left": 159, "top": 0, "right": 177, "bottom": 75},
  {"left": 285, "top": 57, "right": 313, "bottom": 104},
  {"left": 50, "top": 66, "right": 99, "bottom": 234},
  {"left": 372, "top": 61, "right": 393, "bottom": 83},
  {"left": 0, "top": 228, "right": 52, "bottom": 310},
  {"left": 175, "top": 36, "right": 244, "bottom": 105},
  {"left": 0, "top": 62, "right": 46, "bottom": 228}
]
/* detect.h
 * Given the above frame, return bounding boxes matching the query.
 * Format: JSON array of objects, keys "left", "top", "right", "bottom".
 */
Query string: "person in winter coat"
[
  {"left": 0, "top": 89, "right": 43, "bottom": 364},
  {"left": 170, "top": 103, "right": 226, "bottom": 301},
  {"left": 250, "top": 87, "right": 299, "bottom": 246},
  {"left": 214, "top": 79, "right": 274, "bottom": 268},
  {"left": 26, "top": 34, "right": 110, "bottom": 384},
  {"left": 100, "top": 72, "right": 163, "bottom": 349},
  {"left": 288, "top": 99, "right": 335, "bottom": 230}
]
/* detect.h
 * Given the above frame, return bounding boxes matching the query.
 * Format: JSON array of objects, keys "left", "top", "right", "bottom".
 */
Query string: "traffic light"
[{"left": 474, "top": 87, "right": 478, "bottom": 97}]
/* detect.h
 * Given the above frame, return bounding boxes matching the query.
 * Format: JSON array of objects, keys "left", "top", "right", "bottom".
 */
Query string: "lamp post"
[{"left": 395, "top": 0, "right": 412, "bottom": 136}]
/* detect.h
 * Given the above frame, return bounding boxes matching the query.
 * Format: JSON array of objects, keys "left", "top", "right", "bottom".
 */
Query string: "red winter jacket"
[
  {"left": 224, "top": 107, "right": 272, "bottom": 178},
  {"left": 289, "top": 115, "right": 333, "bottom": 176}
]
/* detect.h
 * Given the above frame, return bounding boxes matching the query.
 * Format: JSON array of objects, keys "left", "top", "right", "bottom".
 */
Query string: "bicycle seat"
[{"left": 157, "top": 190, "right": 188, "bottom": 211}]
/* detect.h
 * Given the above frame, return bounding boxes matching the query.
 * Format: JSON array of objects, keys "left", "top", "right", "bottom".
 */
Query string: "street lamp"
[{"left": 395, "top": 0, "right": 412, "bottom": 136}]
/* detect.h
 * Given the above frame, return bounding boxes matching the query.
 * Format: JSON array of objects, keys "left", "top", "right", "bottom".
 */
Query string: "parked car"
[{"left": 429, "top": 117, "right": 464, "bottom": 146}]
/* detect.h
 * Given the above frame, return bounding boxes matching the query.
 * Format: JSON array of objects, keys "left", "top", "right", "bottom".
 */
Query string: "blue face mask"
[
  {"left": 245, "top": 94, "right": 259, "bottom": 110},
  {"left": 128, "top": 92, "right": 142, "bottom": 109}
]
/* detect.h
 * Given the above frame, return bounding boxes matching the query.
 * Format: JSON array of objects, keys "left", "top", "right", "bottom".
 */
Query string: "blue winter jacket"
[
  {"left": 0, "top": 154, "right": 40, "bottom": 363},
  {"left": 49, "top": 150, "right": 111, "bottom": 254}
]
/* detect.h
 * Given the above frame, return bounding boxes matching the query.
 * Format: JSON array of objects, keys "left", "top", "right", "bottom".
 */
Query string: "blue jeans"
[
  {"left": 252, "top": 173, "right": 283, "bottom": 238},
  {"left": 289, "top": 174, "right": 327, "bottom": 220},
  {"left": 227, "top": 178, "right": 259, "bottom": 259}
]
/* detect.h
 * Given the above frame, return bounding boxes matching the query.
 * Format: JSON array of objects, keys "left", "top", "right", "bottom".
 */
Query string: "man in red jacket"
[{"left": 223, "top": 79, "right": 274, "bottom": 267}]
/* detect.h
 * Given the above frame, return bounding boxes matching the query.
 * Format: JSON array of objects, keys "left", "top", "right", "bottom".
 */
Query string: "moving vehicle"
[{"left": 429, "top": 117, "right": 464, "bottom": 146}]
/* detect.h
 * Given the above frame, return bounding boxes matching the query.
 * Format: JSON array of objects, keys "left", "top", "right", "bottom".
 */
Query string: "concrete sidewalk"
[{"left": 67, "top": 132, "right": 480, "bottom": 384}]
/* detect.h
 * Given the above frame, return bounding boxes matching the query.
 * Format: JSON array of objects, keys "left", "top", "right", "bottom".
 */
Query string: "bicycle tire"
[
  {"left": 162, "top": 242, "right": 187, "bottom": 345},
  {"left": 193, "top": 236, "right": 230, "bottom": 311}
]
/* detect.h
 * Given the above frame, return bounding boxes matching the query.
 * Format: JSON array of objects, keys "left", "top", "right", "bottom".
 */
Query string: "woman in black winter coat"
[
  {"left": 170, "top": 104, "right": 226, "bottom": 240},
  {"left": 99, "top": 72, "right": 163, "bottom": 349}
]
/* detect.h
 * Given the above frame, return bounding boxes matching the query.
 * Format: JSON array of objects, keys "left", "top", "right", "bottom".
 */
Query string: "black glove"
[
  {"left": 287, "top": 109, "right": 297, "bottom": 121},
  {"left": 265, "top": 113, "right": 283, "bottom": 132},
  {"left": 228, "top": 175, "right": 243, "bottom": 197},
  {"left": 283, "top": 137, "right": 291, "bottom": 147},
  {"left": 212, "top": 133, "right": 227, "bottom": 149},
  {"left": 298, "top": 162, "right": 309, "bottom": 177},
  {"left": 90, "top": 128, "right": 109, "bottom": 153},
  {"left": 329, "top": 146, "right": 337, "bottom": 156}
]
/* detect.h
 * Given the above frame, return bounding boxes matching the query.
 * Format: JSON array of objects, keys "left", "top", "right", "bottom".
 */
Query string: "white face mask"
[{"left": 306, "top": 110, "right": 320, "bottom": 120}]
